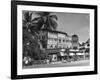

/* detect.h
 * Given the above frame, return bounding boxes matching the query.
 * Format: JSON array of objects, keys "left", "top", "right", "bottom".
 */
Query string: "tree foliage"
[
  {"left": 33, "top": 12, "right": 58, "bottom": 30},
  {"left": 23, "top": 11, "right": 58, "bottom": 60}
]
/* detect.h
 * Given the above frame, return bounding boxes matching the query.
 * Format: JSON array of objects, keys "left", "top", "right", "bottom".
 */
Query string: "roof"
[{"left": 72, "top": 34, "right": 78, "bottom": 37}]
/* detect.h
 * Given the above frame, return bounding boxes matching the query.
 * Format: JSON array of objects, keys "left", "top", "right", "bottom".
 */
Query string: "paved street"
[{"left": 23, "top": 60, "right": 90, "bottom": 69}]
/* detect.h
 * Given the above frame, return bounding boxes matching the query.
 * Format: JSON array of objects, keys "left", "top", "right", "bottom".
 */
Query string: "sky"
[{"left": 51, "top": 12, "right": 90, "bottom": 43}]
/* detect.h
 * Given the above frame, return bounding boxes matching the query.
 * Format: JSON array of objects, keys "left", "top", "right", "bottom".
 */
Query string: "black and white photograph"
[
  {"left": 11, "top": 1, "right": 97, "bottom": 79},
  {"left": 22, "top": 11, "right": 90, "bottom": 68}
]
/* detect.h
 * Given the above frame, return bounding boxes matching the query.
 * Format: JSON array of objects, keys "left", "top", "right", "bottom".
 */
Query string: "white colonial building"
[{"left": 41, "top": 29, "right": 73, "bottom": 49}]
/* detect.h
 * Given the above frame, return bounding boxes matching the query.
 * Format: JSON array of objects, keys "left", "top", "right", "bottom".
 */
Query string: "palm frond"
[
  {"left": 31, "top": 17, "right": 42, "bottom": 23},
  {"left": 24, "top": 12, "right": 30, "bottom": 22},
  {"left": 36, "top": 12, "right": 50, "bottom": 16},
  {"left": 49, "top": 18, "right": 58, "bottom": 30},
  {"left": 50, "top": 15, "right": 58, "bottom": 20},
  {"left": 29, "top": 12, "right": 33, "bottom": 21}
]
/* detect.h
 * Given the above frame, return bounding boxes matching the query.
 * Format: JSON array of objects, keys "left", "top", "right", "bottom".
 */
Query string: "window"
[
  {"left": 63, "top": 40, "right": 65, "bottom": 42},
  {"left": 59, "top": 39, "right": 61, "bottom": 43},
  {"left": 66, "top": 40, "right": 69, "bottom": 42},
  {"left": 50, "top": 45, "right": 53, "bottom": 49},
  {"left": 54, "top": 38, "right": 57, "bottom": 41}
]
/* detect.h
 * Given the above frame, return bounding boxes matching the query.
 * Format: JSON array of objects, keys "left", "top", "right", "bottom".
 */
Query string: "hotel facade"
[
  {"left": 40, "top": 29, "right": 73, "bottom": 50},
  {"left": 39, "top": 30, "right": 80, "bottom": 62}
]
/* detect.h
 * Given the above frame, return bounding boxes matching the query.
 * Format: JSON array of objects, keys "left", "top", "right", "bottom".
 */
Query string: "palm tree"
[
  {"left": 23, "top": 11, "right": 50, "bottom": 61},
  {"left": 23, "top": 11, "right": 43, "bottom": 61},
  {"left": 32, "top": 12, "right": 58, "bottom": 31}
]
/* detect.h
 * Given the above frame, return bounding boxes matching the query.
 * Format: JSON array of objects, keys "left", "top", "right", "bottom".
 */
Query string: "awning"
[
  {"left": 69, "top": 50, "right": 83, "bottom": 53},
  {"left": 76, "top": 53, "right": 84, "bottom": 55},
  {"left": 60, "top": 49, "right": 65, "bottom": 52},
  {"left": 45, "top": 49, "right": 60, "bottom": 54},
  {"left": 69, "top": 53, "right": 75, "bottom": 56}
]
